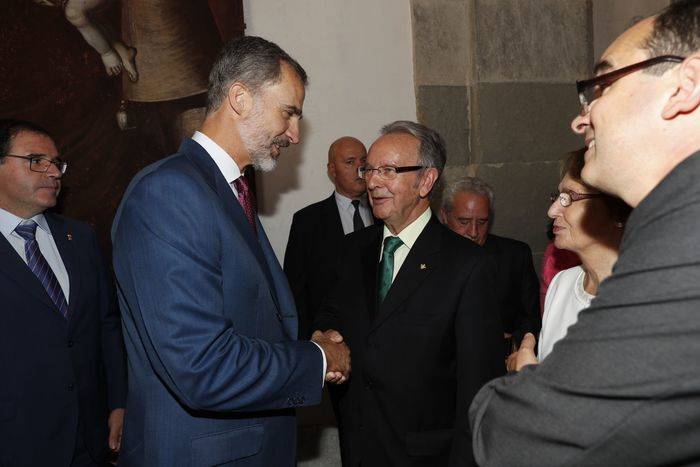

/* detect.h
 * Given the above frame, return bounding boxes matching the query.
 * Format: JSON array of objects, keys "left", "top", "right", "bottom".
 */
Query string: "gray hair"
[
  {"left": 441, "top": 176, "right": 495, "bottom": 219},
  {"left": 206, "top": 36, "right": 308, "bottom": 113},
  {"left": 380, "top": 121, "right": 446, "bottom": 177}
]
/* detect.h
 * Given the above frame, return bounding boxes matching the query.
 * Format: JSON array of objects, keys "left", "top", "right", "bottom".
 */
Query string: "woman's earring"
[{"left": 614, "top": 221, "right": 624, "bottom": 229}]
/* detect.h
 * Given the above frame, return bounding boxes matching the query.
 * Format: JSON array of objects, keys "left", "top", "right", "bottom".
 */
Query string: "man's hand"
[
  {"left": 505, "top": 333, "right": 538, "bottom": 372},
  {"left": 108, "top": 408, "right": 125, "bottom": 452},
  {"left": 312, "top": 329, "right": 351, "bottom": 384}
]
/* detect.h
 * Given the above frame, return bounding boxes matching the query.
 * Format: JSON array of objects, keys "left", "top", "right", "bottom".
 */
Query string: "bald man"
[{"left": 284, "top": 136, "right": 374, "bottom": 339}]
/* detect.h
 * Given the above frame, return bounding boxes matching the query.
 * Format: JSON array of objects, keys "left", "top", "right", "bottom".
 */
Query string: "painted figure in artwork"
[{"left": 34, "top": 0, "right": 139, "bottom": 81}]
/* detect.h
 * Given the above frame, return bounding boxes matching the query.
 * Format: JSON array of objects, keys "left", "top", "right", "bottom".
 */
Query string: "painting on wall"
[{"left": 0, "top": 0, "right": 244, "bottom": 253}]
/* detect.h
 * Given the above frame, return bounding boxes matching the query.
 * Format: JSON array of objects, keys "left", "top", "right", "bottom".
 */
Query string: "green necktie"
[{"left": 377, "top": 236, "right": 404, "bottom": 303}]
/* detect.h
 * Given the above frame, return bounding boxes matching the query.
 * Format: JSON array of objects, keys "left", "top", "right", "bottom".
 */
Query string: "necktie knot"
[
  {"left": 382, "top": 236, "right": 403, "bottom": 256},
  {"left": 351, "top": 199, "right": 360, "bottom": 210},
  {"left": 232, "top": 175, "right": 257, "bottom": 236},
  {"left": 15, "top": 220, "right": 38, "bottom": 241}
]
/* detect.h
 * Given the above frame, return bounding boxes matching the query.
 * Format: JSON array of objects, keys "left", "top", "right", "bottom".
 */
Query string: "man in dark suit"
[
  {"left": 112, "top": 37, "right": 350, "bottom": 467},
  {"left": 0, "top": 119, "right": 126, "bottom": 466},
  {"left": 470, "top": 2, "right": 700, "bottom": 465},
  {"left": 315, "top": 121, "right": 504, "bottom": 466},
  {"left": 439, "top": 176, "right": 540, "bottom": 355},
  {"left": 285, "top": 136, "right": 373, "bottom": 340}
]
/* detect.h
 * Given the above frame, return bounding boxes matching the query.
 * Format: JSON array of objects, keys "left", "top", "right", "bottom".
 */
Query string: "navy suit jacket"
[
  {"left": 0, "top": 214, "right": 126, "bottom": 467},
  {"left": 112, "top": 139, "right": 323, "bottom": 467}
]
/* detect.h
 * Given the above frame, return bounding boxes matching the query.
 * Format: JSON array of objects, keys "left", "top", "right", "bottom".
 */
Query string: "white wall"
[{"left": 243, "top": 0, "right": 416, "bottom": 260}]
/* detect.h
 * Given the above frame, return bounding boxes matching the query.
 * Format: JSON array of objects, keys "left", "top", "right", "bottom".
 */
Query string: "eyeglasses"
[
  {"left": 550, "top": 190, "right": 602, "bottom": 207},
  {"left": 358, "top": 165, "right": 423, "bottom": 181},
  {"left": 576, "top": 55, "right": 685, "bottom": 114},
  {"left": 1, "top": 154, "right": 68, "bottom": 174}
]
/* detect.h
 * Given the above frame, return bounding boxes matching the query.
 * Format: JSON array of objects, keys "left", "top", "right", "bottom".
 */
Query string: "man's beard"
[{"left": 239, "top": 108, "right": 290, "bottom": 172}]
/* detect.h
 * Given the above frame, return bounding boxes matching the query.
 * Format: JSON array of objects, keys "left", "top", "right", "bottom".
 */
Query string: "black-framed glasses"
[
  {"left": 358, "top": 165, "right": 423, "bottom": 181},
  {"left": 550, "top": 190, "right": 602, "bottom": 207},
  {"left": 576, "top": 55, "right": 685, "bottom": 114},
  {"left": 1, "top": 154, "right": 68, "bottom": 174}
]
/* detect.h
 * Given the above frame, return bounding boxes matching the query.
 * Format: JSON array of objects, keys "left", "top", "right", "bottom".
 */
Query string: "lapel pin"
[
  {"left": 420, "top": 264, "right": 427, "bottom": 270},
  {"left": 66, "top": 233, "right": 73, "bottom": 241}
]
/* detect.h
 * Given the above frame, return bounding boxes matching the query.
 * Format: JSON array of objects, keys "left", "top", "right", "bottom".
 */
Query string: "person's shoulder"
[
  {"left": 488, "top": 234, "right": 532, "bottom": 255},
  {"left": 292, "top": 194, "right": 334, "bottom": 222},
  {"left": 439, "top": 221, "right": 489, "bottom": 259},
  {"left": 343, "top": 222, "right": 382, "bottom": 247},
  {"left": 551, "top": 265, "right": 583, "bottom": 288}
]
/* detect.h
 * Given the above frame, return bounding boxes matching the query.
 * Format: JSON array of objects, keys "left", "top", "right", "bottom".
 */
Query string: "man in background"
[
  {"left": 285, "top": 136, "right": 373, "bottom": 339},
  {"left": 0, "top": 119, "right": 126, "bottom": 466},
  {"left": 440, "top": 176, "right": 540, "bottom": 356}
]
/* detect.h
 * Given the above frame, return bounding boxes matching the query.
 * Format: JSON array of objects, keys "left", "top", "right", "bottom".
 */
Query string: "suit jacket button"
[
  {"left": 365, "top": 381, "right": 373, "bottom": 390},
  {"left": 276, "top": 312, "right": 283, "bottom": 322},
  {"left": 67, "top": 340, "right": 74, "bottom": 348},
  {"left": 67, "top": 383, "right": 74, "bottom": 391}
]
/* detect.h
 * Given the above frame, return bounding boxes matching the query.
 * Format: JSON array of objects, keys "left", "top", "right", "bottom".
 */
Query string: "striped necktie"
[{"left": 14, "top": 220, "right": 69, "bottom": 319}]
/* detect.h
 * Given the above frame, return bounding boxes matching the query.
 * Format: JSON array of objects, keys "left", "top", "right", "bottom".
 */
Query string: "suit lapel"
[
  {"left": 183, "top": 140, "right": 280, "bottom": 310},
  {"left": 370, "top": 217, "right": 442, "bottom": 333},
  {"left": 362, "top": 227, "right": 383, "bottom": 319},
  {"left": 321, "top": 194, "right": 345, "bottom": 241},
  {"left": 0, "top": 233, "right": 58, "bottom": 311},
  {"left": 46, "top": 214, "right": 81, "bottom": 323}
]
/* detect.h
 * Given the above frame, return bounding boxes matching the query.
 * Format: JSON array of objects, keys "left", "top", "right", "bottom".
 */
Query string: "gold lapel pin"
[
  {"left": 66, "top": 233, "right": 73, "bottom": 241},
  {"left": 420, "top": 264, "right": 427, "bottom": 270}
]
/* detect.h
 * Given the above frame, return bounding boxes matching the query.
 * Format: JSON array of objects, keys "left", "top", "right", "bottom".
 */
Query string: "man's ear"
[
  {"left": 226, "top": 82, "right": 252, "bottom": 116},
  {"left": 438, "top": 207, "right": 448, "bottom": 223},
  {"left": 418, "top": 167, "right": 439, "bottom": 198},
  {"left": 662, "top": 55, "right": 700, "bottom": 120},
  {"left": 327, "top": 161, "right": 336, "bottom": 182}
]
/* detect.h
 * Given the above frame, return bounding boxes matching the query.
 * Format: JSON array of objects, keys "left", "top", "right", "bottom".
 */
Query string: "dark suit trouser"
[{"left": 71, "top": 427, "right": 104, "bottom": 467}]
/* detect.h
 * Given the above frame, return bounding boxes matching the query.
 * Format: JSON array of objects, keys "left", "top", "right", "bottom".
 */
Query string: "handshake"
[{"left": 312, "top": 329, "right": 351, "bottom": 384}]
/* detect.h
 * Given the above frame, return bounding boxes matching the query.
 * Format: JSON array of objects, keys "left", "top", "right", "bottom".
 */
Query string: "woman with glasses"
[{"left": 536, "top": 150, "right": 630, "bottom": 361}]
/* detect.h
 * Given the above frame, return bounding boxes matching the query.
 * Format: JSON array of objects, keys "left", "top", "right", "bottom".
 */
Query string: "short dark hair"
[
  {"left": 562, "top": 149, "right": 632, "bottom": 223},
  {"left": 0, "top": 119, "right": 54, "bottom": 163},
  {"left": 380, "top": 121, "right": 447, "bottom": 177},
  {"left": 206, "top": 36, "right": 308, "bottom": 113},
  {"left": 643, "top": 0, "right": 700, "bottom": 74}
]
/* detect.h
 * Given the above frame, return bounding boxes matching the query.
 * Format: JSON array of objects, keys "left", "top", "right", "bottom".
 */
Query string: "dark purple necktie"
[
  {"left": 14, "top": 220, "right": 69, "bottom": 319},
  {"left": 232, "top": 175, "right": 258, "bottom": 237}
]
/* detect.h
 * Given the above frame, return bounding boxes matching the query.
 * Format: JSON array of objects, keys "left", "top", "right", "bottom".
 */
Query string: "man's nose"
[
  {"left": 286, "top": 119, "right": 300, "bottom": 144},
  {"left": 467, "top": 223, "right": 478, "bottom": 239},
  {"left": 46, "top": 162, "right": 63, "bottom": 178}
]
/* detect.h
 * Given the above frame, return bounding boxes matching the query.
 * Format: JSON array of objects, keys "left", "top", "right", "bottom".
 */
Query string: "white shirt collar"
[
  {"left": 334, "top": 191, "right": 369, "bottom": 211},
  {"left": 192, "top": 131, "right": 242, "bottom": 183},
  {"left": 0, "top": 207, "right": 51, "bottom": 238},
  {"left": 382, "top": 206, "right": 432, "bottom": 250}
]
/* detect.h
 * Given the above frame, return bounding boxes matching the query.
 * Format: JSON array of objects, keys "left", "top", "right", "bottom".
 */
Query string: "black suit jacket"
[
  {"left": 483, "top": 234, "right": 541, "bottom": 347},
  {"left": 316, "top": 215, "right": 505, "bottom": 466},
  {"left": 0, "top": 214, "right": 126, "bottom": 467},
  {"left": 285, "top": 193, "right": 376, "bottom": 339}
]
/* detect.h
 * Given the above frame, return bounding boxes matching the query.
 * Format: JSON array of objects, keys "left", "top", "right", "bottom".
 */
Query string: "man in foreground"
[
  {"left": 0, "top": 119, "right": 126, "bottom": 466},
  {"left": 112, "top": 37, "right": 349, "bottom": 466},
  {"left": 470, "top": 2, "right": 700, "bottom": 464},
  {"left": 316, "top": 121, "right": 504, "bottom": 466}
]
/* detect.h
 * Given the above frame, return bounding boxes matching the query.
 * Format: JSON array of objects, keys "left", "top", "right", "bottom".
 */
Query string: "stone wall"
[{"left": 412, "top": 0, "right": 592, "bottom": 267}]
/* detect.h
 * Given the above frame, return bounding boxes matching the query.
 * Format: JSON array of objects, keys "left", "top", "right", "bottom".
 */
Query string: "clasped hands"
[
  {"left": 505, "top": 332, "right": 538, "bottom": 372},
  {"left": 312, "top": 329, "right": 351, "bottom": 384}
]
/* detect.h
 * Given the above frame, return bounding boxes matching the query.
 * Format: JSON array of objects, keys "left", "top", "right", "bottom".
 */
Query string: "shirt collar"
[
  {"left": 334, "top": 191, "right": 369, "bottom": 210},
  {"left": 192, "top": 131, "right": 242, "bottom": 184},
  {"left": 0, "top": 207, "right": 51, "bottom": 238},
  {"left": 382, "top": 206, "right": 432, "bottom": 250}
]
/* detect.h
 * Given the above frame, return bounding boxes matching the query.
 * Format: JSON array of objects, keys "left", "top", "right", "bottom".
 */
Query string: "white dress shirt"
[
  {"left": 380, "top": 207, "right": 432, "bottom": 283},
  {"left": 538, "top": 266, "right": 593, "bottom": 361},
  {"left": 334, "top": 191, "right": 373, "bottom": 235},
  {"left": 191, "top": 131, "right": 327, "bottom": 382},
  {"left": 0, "top": 208, "right": 70, "bottom": 301}
]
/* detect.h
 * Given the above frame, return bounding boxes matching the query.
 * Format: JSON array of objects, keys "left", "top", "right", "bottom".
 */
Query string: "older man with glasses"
[
  {"left": 0, "top": 119, "right": 126, "bottom": 467},
  {"left": 314, "top": 120, "right": 504, "bottom": 467},
  {"left": 470, "top": 1, "right": 700, "bottom": 465}
]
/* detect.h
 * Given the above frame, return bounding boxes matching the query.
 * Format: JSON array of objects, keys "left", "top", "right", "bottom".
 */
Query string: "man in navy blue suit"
[
  {"left": 0, "top": 119, "right": 127, "bottom": 466},
  {"left": 112, "top": 36, "right": 351, "bottom": 466}
]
